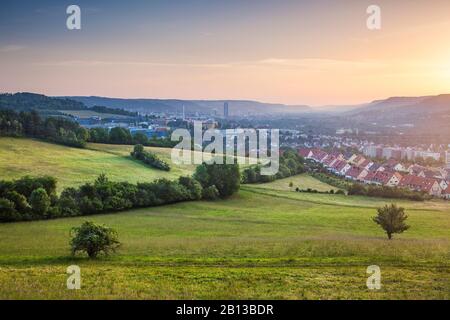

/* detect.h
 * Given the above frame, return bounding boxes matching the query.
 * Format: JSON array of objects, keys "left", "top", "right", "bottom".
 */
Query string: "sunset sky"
[{"left": 1, "top": 0, "right": 450, "bottom": 105}]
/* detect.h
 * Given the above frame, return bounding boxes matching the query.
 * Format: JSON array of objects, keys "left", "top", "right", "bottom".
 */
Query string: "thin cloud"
[
  {"left": 33, "top": 60, "right": 232, "bottom": 68},
  {"left": 0, "top": 45, "right": 26, "bottom": 53},
  {"left": 33, "top": 58, "right": 386, "bottom": 71}
]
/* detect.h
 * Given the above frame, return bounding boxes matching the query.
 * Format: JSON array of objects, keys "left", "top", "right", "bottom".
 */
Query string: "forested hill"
[
  {"left": 0, "top": 92, "right": 85, "bottom": 111},
  {"left": 0, "top": 93, "right": 136, "bottom": 116}
]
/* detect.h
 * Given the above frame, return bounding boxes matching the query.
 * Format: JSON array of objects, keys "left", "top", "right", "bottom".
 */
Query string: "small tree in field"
[
  {"left": 373, "top": 204, "right": 409, "bottom": 240},
  {"left": 70, "top": 221, "right": 120, "bottom": 258}
]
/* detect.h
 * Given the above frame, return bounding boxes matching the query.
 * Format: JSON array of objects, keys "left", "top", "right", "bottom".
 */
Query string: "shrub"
[
  {"left": 58, "top": 188, "right": 80, "bottom": 216},
  {"left": 132, "top": 132, "right": 149, "bottom": 145},
  {"left": 79, "top": 196, "right": 103, "bottom": 215},
  {"left": 109, "top": 127, "right": 132, "bottom": 144},
  {"left": 70, "top": 221, "right": 121, "bottom": 258},
  {"left": 131, "top": 144, "right": 171, "bottom": 171},
  {"left": 202, "top": 185, "right": 220, "bottom": 200},
  {"left": 242, "top": 148, "right": 305, "bottom": 184},
  {"left": 373, "top": 204, "right": 410, "bottom": 240},
  {"left": 178, "top": 176, "right": 202, "bottom": 200},
  {"left": 0, "top": 198, "right": 19, "bottom": 222},
  {"left": 5, "top": 191, "right": 30, "bottom": 212},
  {"left": 194, "top": 161, "right": 240, "bottom": 198},
  {"left": 347, "top": 184, "right": 367, "bottom": 196},
  {"left": 29, "top": 188, "right": 50, "bottom": 217}
]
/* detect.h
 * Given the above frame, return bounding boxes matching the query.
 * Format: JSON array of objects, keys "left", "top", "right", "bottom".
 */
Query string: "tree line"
[
  {"left": 0, "top": 109, "right": 89, "bottom": 147},
  {"left": 131, "top": 144, "right": 171, "bottom": 171},
  {"left": 241, "top": 148, "right": 305, "bottom": 184},
  {"left": 0, "top": 109, "right": 176, "bottom": 149},
  {"left": 88, "top": 127, "right": 177, "bottom": 148},
  {"left": 0, "top": 160, "right": 240, "bottom": 222},
  {"left": 347, "top": 183, "right": 430, "bottom": 201}
]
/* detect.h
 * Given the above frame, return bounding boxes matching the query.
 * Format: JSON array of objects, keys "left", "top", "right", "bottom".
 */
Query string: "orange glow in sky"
[{"left": 1, "top": 0, "right": 450, "bottom": 105}]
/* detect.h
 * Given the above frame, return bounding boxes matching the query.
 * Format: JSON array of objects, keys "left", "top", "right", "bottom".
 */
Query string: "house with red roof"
[
  {"left": 367, "top": 171, "right": 402, "bottom": 187},
  {"left": 310, "top": 149, "right": 329, "bottom": 163},
  {"left": 339, "top": 163, "right": 352, "bottom": 176},
  {"left": 360, "top": 159, "right": 374, "bottom": 171},
  {"left": 438, "top": 179, "right": 448, "bottom": 191},
  {"left": 442, "top": 186, "right": 450, "bottom": 200},
  {"left": 329, "top": 159, "right": 347, "bottom": 174},
  {"left": 345, "top": 166, "right": 362, "bottom": 181},
  {"left": 383, "top": 159, "right": 407, "bottom": 172},
  {"left": 298, "top": 148, "right": 312, "bottom": 159},
  {"left": 363, "top": 171, "right": 376, "bottom": 184},
  {"left": 399, "top": 175, "right": 442, "bottom": 196},
  {"left": 407, "top": 164, "right": 426, "bottom": 177},
  {"left": 322, "top": 155, "right": 336, "bottom": 167}
]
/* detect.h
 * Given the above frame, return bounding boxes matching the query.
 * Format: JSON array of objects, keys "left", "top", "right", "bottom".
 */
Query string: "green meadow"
[
  {"left": 0, "top": 137, "right": 195, "bottom": 191},
  {"left": 250, "top": 173, "right": 342, "bottom": 192},
  {"left": 0, "top": 137, "right": 449, "bottom": 299}
]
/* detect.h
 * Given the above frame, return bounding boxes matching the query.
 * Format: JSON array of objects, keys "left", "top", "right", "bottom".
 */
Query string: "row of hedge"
[
  {"left": 295, "top": 188, "right": 345, "bottom": 195},
  {"left": 88, "top": 127, "right": 177, "bottom": 148},
  {"left": 241, "top": 148, "right": 305, "bottom": 184},
  {"left": 0, "top": 109, "right": 88, "bottom": 148},
  {"left": 347, "top": 183, "right": 430, "bottom": 201},
  {"left": 130, "top": 144, "right": 171, "bottom": 171},
  {"left": 0, "top": 160, "right": 241, "bottom": 222}
]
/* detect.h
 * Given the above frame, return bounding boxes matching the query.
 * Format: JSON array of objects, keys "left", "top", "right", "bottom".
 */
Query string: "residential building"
[
  {"left": 443, "top": 186, "right": 450, "bottom": 200},
  {"left": 399, "top": 175, "right": 442, "bottom": 196},
  {"left": 223, "top": 102, "right": 229, "bottom": 118},
  {"left": 446, "top": 152, "right": 450, "bottom": 169}
]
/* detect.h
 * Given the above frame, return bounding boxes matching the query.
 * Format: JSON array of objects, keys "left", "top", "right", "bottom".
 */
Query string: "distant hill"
[
  {"left": 344, "top": 94, "right": 450, "bottom": 121},
  {"left": 0, "top": 92, "right": 85, "bottom": 112},
  {"left": 63, "top": 96, "right": 311, "bottom": 116},
  {"left": 0, "top": 92, "right": 136, "bottom": 117}
]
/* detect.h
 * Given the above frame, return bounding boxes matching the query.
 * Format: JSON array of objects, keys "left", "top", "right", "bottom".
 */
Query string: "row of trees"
[
  {"left": 0, "top": 176, "right": 58, "bottom": 221},
  {"left": 0, "top": 109, "right": 174, "bottom": 150},
  {"left": 130, "top": 144, "right": 171, "bottom": 171},
  {"left": 347, "top": 183, "right": 430, "bottom": 201},
  {"left": 0, "top": 109, "right": 89, "bottom": 147},
  {"left": 0, "top": 161, "right": 241, "bottom": 222},
  {"left": 88, "top": 127, "right": 176, "bottom": 148},
  {"left": 241, "top": 148, "right": 305, "bottom": 184}
]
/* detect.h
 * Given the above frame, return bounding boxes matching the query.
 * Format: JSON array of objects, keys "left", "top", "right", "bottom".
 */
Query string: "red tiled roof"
[
  {"left": 298, "top": 148, "right": 311, "bottom": 158},
  {"left": 399, "top": 175, "right": 438, "bottom": 192},
  {"left": 333, "top": 160, "right": 347, "bottom": 171},
  {"left": 323, "top": 155, "right": 337, "bottom": 166},
  {"left": 346, "top": 166, "right": 362, "bottom": 178},
  {"left": 443, "top": 186, "right": 450, "bottom": 195},
  {"left": 311, "top": 149, "right": 328, "bottom": 161},
  {"left": 371, "top": 171, "right": 396, "bottom": 185}
]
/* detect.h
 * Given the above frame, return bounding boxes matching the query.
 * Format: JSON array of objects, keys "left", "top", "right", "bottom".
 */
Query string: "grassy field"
[
  {"left": 250, "top": 173, "right": 342, "bottom": 192},
  {"left": 0, "top": 137, "right": 195, "bottom": 191},
  {"left": 0, "top": 138, "right": 449, "bottom": 299},
  {"left": 0, "top": 188, "right": 449, "bottom": 299}
]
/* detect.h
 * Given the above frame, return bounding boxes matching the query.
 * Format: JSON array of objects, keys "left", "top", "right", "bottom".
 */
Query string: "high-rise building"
[{"left": 223, "top": 102, "right": 229, "bottom": 118}]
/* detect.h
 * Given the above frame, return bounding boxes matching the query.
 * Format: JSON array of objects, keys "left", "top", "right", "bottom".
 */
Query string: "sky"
[{"left": 1, "top": 0, "right": 450, "bottom": 106}]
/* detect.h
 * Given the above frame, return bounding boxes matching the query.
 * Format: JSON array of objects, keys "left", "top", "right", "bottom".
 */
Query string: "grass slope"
[
  {"left": 0, "top": 137, "right": 449, "bottom": 299},
  {"left": 250, "top": 173, "right": 341, "bottom": 192},
  {"left": 0, "top": 137, "right": 195, "bottom": 191},
  {"left": 0, "top": 188, "right": 449, "bottom": 299}
]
